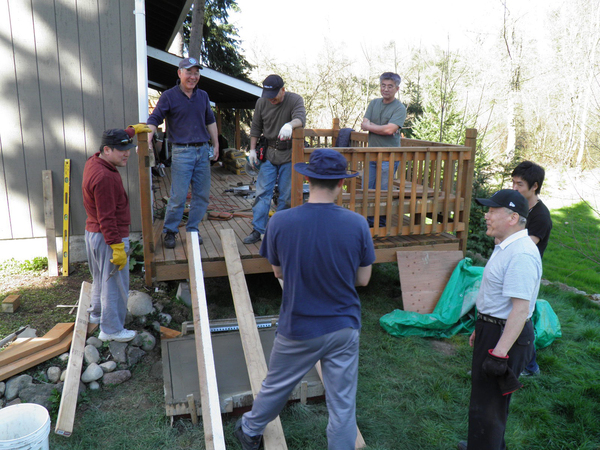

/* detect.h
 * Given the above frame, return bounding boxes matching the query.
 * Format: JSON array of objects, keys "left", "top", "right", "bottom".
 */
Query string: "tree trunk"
[{"left": 188, "top": 1, "right": 206, "bottom": 61}]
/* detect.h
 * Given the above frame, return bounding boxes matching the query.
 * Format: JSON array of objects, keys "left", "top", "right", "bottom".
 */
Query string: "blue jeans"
[
  {"left": 163, "top": 143, "right": 211, "bottom": 234},
  {"left": 367, "top": 161, "right": 399, "bottom": 227},
  {"left": 251, "top": 160, "right": 292, "bottom": 234}
]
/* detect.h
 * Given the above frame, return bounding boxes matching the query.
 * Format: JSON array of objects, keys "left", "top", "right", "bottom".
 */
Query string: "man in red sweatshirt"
[{"left": 82, "top": 126, "right": 148, "bottom": 342}]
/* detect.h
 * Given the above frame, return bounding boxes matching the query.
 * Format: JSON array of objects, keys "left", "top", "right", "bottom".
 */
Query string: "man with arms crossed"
[
  {"left": 458, "top": 189, "right": 542, "bottom": 450},
  {"left": 361, "top": 72, "right": 406, "bottom": 227},
  {"left": 235, "top": 149, "right": 376, "bottom": 450}
]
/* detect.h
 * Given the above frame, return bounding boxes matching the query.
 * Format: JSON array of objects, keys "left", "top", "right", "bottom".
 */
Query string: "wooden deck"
[{"left": 149, "top": 163, "right": 460, "bottom": 281}]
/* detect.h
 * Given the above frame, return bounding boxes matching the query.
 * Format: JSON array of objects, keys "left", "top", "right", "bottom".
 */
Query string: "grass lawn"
[
  {"left": 543, "top": 201, "right": 600, "bottom": 295},
  {"left": 37, "top": 262, "right": 600, "bottom": 450}
]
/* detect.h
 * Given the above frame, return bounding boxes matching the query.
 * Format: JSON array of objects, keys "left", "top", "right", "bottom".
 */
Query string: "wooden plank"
[
  {"left": 186, "top": 231, "right": 226, "bottom": 450},
  {"left": 0, "top": 322, "right": 73, "bottom": 366},
  {"left": 0, "top": 332, "right": 73, "bottom": 383},
  {"left": 397, "top": 251, "right": 463, "bottom": 314},
  {"left": 55, "top": 281, "right": 93, "bottom": 437},
  {"left": 1, "top": 294, "right": 21, "bottom": 313},
  {"left": 160, "top": 326, "right": 182, "bottom": 340},
  {"left": 138, "top": 133, "right": 155, "bottom": 286},
  {"left": 220, "top": 228, "right": 287, "bottom": 449},
  {"left": 42, "top": 171, "right": 59, "bottom": 276}
]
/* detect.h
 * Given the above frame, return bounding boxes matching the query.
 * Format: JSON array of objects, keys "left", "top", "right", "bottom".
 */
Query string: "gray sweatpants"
[
  {"left": 242, "top": 327, "right": 360, "bottom": 450},
  {"left": 85, "top": 231, "right": 129, "bottom": 335}
]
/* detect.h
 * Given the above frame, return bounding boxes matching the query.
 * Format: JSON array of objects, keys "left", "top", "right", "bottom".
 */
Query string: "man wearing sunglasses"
[
  {"left": 147, "top": 57, "right": 219, "bottom": 249},
  {"left": 82, "top": 126, "right": 149, "bottom": 342}
]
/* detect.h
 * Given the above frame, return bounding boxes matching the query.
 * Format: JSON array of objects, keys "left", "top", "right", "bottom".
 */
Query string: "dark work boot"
[
  {"left": 243, "top": 230, "right": 261, "bottom": 244},
  {"left": 234, "top": 418, "right": 262, "bottom": 450},
  {"left": 164, "top": 231, "right": 176, "bottom": 249}
]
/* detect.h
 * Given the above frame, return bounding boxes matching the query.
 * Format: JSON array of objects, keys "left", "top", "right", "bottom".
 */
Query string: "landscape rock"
[
  {"left": 100, "top": 361, "right": 117, "bottom": 373},
  {"left": 152, "top": 321, "right": 161, "bottom": 333},
  {"left": 86, "top": 336, "right": 103, "bottom": 348},
  {"left": 154, "top": 301, "right": 165, "bottom": 312},
  {"left": 18, "top": 383, "right": 63, "bottom": 410},
  {"left": 127, "top": 291, "right": 154, "bottom": 316},
  {"left": 58, "top": 353, "right": 69, "bottom": 363},
  {"left": 47, "top": 366, "right": 62, "bottom": 383},
  {"left": 176, "top": 282, "right": 192, "bottom": 306},
  {"left": 81, "top": 363, "right": 104, "bottom": 383},
  {"left": 108, "top": 341, "right": 129, "bottom": 363},
  {"left": 103, "top": 370, "right": 131, "bottom": 386},
  {"left": 139, "top": 331, "right": 157, "bottom": 351},
  {"left": 5, "top": 375, "right": 33, "bottom": 401},
  {"left": 0, "top": 381, "right": 5, "bottom": 397},
  {"left": 88, "top": 381, "right": 100, "bottom": 391},
  {"left": 159, "top": 312, "right": 172, "bottom": 325},
  {"left": 60, "top": 370, "right": 67, "bottom": 382},
  {"left": 84, "top": 344, "right": 101, "bottom": 365},
  {"left": 6, "top": 398, "right": 22, "bottom": 407},
  {"left": 127, "top": 346, "right": 146, "bottom": 366},
  {"left": 137, "top": 316, "right": 148, "bottom": 325}
]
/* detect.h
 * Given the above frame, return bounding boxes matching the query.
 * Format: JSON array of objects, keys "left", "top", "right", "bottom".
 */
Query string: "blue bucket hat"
[{"left": 294, "top": 149, "right": 358, "bottom": 179}]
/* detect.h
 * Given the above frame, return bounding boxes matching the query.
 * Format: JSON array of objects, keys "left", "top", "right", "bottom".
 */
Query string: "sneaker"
[
  {"left": 164, "top": 231, "right": 176, "bottom": 249},
  {"left": 89, "top": 314, "right": 101, "bottom": 324},
  {"left": 520, "top": 368, "right": 540, "bottom": 377},
  {"left": 243, "top": 230, "right": 261, "bottom": 244},
  {"left": 98, "top": 329, "right": 136, "bottom": 342},
  {"left": 457, "top": 441, "right": 468, "bottom": 450},
  {"left": 234, "top": 418, "right": 262, "bottom": 450}
]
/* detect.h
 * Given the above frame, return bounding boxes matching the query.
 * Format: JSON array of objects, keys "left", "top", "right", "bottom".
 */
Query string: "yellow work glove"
[
  {"left": 127, "top": 123, "right": 152, "bottom": 135},
  {"left": 109, "top": 243, "right": 127, "bottom": 271}
]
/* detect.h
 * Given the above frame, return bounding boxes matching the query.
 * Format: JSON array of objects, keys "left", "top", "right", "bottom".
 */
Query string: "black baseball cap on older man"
[
  {"left": 476, "top": 189, "right": 529, "bottom": 218},
  {"left": 261, "top": 74, "right": 284, "bottom": 99},
  {"left": 102, "top": 128, "right": 135, "bottom": 151},
  {"left": 179, "top": 57, "right": 203, "bottom": 70},
  {"left": 294, "top": 149, "right": 359, "bottom": 180}
]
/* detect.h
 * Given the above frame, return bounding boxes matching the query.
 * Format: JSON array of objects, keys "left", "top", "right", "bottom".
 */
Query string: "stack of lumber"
[
  {"left": 0, "top": 323, "right": 84, "bottom": 382},
  {"left": 222, "top": 148, "right": 247, "bottom": 175}
]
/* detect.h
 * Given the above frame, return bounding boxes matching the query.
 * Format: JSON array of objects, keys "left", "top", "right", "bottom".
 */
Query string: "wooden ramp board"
[
  {"left": 186, "top": 231, "right": 226, "bottom": 450},
  {"left": 220, "top": 228, "right": 288, "bottom": 450},
  {"left": 397, "top": 251, "right": 463, "bottom": 314},
  {"left": 161, "top": 327, "right": 324, "bottom": 417},
  {"left": 55, "top": 281, "right": 93, "bottom": 437},
  {"left": 0, "top": 323, "right": 74, "bottom": 366}
]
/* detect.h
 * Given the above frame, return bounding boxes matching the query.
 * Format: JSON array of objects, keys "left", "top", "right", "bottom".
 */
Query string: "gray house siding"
[{"left": 0, "top": 0, "right": 141, "bottom": 260}]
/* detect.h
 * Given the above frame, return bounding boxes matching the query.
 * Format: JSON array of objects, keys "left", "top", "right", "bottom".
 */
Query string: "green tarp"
[
  {"left": 380, "top": 258, "right": 483, "bottom": 339},
  {"left": 380, "top": 258, "right": 563, "bottom": 349}
]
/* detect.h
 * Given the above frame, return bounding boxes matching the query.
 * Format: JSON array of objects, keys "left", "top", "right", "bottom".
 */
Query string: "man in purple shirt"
[{"left": 147, "top": 57, "right": 219, "bottom": 249}]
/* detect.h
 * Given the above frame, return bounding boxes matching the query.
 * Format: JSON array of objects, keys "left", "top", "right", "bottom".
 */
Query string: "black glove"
[
  {"left": 482, "top": 349, "right": 509, "bottom": 376},
  {"left": 497, "top": 367, "right": 523, "bottom": 396}
]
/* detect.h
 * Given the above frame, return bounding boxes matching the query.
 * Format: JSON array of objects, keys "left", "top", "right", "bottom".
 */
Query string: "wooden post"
[
  {"left": 291, "top": 127, "right": 305, "bottom": 208},
  {"left": 332, "top": 117, "right": 340, "bottom": 146},
  {"left": 42, "top": 171, "right": 59, "bottom": 276},
  {"left": 220, "top": 229, "right": 288, "bottom": 450},
  {"left": 458, "top": 129, "right": 478, "bottom": 255},
  {"left": 235, "top": 109, "right": 241, "bottom": 150},
  {"left": 186, "top": 231, "right": 226, "bottom": 449},
  {"left": 55, "top": 282, "right": 92, "bottom": 437},
  {"left": 137, "top": 131, "right": 155, "bottom": 286}
]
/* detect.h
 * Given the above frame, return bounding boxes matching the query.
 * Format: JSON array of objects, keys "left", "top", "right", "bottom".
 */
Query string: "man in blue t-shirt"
[{"left": 235, "top": 149, "right": 376, "bottom": 450}]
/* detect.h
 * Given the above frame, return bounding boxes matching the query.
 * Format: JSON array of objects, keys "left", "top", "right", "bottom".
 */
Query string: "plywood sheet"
[{"left": 397, "top": 251, "right": 463, "bottom": 314}]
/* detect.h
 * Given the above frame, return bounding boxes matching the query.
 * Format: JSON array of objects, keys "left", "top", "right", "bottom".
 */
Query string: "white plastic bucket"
[{"left": 0, "top": 403, "right": 50, "bottom": 450}]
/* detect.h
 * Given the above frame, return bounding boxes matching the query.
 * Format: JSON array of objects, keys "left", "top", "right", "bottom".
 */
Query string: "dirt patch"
[{"left": 430, "top": 340, "right": 457, "bottom": 356}]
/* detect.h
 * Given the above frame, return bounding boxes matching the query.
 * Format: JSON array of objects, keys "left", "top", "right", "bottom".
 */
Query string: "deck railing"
[{"left": 291, "top": 120, "right": 477, "bottom": 253}]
